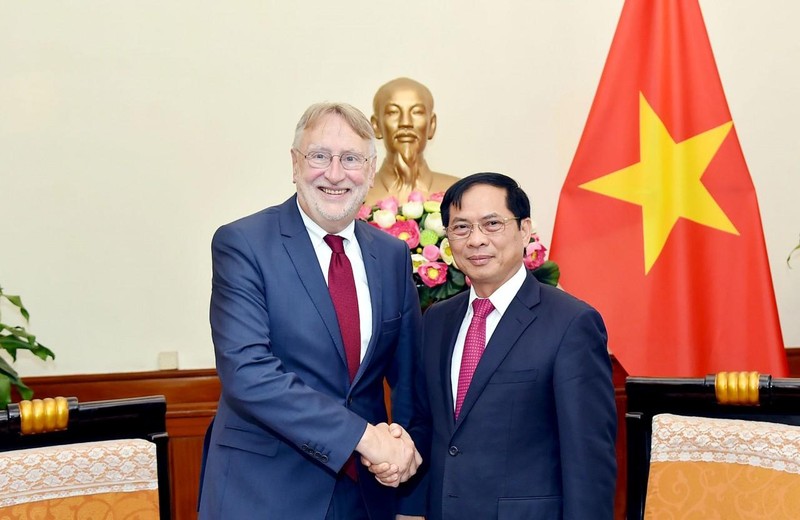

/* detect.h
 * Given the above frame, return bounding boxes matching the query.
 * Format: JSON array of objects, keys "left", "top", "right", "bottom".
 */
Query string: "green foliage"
[
  {"left": 0, "top": 286, "right": 56, "bottom": 407},
  {"left": 788, "top": 235, "right": 800, "bottom": 267}
]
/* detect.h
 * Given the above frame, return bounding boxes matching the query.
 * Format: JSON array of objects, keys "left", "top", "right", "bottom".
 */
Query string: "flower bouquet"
[{"left": 358, "top": 191, "right": 560, "bottom": 309}]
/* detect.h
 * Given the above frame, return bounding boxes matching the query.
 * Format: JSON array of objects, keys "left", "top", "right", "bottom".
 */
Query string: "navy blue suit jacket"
[
  {"left": 198, "top": 196, "right": 421, "bottom": 520},
  {"left": 410, "top": 273, "right": 617, "bottom": 520}
]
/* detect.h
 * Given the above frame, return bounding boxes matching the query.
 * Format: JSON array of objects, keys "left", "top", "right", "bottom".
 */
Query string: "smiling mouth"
[{"left": 319, "top": 187, "right": 349, "bottom": 196}]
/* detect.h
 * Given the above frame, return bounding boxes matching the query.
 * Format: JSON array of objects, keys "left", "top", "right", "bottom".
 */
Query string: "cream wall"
[{"left": 2, "top": 1, "right": 798, "bottom": 376}]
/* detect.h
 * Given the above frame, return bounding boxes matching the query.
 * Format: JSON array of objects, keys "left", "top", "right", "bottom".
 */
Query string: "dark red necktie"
[
  {"left": 324, "top": 234, "right": 361, "bottom": 481},
  {"left": 455, "top": 298, "right": 495, "bottom": 419},
  {"left": 324, "top": 234, "right": 361, "bottom": 382}
]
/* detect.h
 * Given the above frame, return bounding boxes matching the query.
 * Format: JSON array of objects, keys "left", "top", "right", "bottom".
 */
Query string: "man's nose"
[
  {"left": 324, "top": 157, "right": 347, "bottom": 182},
  {"left": 466, "top": 225, "right": 489, "bottom": 247}
]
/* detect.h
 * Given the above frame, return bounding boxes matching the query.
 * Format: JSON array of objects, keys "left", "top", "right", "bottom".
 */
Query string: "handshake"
[{"left": 356, "top": 422, "right": 422, "bottom": 487}]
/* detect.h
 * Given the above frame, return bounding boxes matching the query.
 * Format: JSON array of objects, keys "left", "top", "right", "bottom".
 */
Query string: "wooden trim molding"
[{"left": 15, "top": 349, "right": 800, "bottom": 520}]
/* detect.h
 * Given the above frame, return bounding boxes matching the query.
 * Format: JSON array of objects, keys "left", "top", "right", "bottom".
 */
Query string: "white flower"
[
  {"left": 410, "top": 254, "right": 427, "bottom": 272},
  {"left": 401, "top": 201, "right": 424, "bottom": 219},
  {"left": 424, "top": 212, "right": 446, "bottom": 237},
  {"left": 372, "top": 209, "right": 397, "bottom": 229}
]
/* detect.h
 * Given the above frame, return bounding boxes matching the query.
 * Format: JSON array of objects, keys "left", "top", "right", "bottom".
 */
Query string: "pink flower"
[
  {"left": 418, "top": 262, "right": 448, "bottom": 287},
  {"left": 422, "top": 244, "right": 440, "bottom": 261},
  {"left": 356, "top": 204, "right": 372, "bottom": 221},
  {"left": 524, "top": 239, "right": 547, "bottom": 270},
  {"left": 428, "top": 192, "right": 445, "bottom": 202},
  {"left": 386, "top": 220, "right": 420, "bottom": 249},
  {"left": 377, "top": 196, "right": 399, "bottom": 214},
  {"left": 408, "top": 190, "right": 425, "bottom": 203}
]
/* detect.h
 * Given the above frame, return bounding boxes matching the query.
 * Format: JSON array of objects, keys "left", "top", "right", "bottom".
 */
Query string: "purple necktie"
[
  {"left": 324, "top": 235, "right": 361, "bottom": 481},
  {"left": 455, "top": 298, "right": 495, "bottom": 419},
  {"left": 324, "top": 234, "right": 361, "bottom": 382}
]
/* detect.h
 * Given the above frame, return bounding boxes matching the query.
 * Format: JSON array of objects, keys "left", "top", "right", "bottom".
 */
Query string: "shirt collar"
[
  {"left": 467, "top": 264, "right": 527, "bottom": 317},
  {"left": 296, "top": 199, "right": 357, "bottom": 246}
]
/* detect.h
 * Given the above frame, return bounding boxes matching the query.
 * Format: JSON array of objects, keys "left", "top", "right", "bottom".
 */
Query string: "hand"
[
  {"left": 363, "top": 423, "right": 422, "bottom": 485},
  {"left": 387, "top": 423, "right": 422, "bottom": 483},
  {"left": 356, "top": 422, "right": 421, "bottom": 487}
]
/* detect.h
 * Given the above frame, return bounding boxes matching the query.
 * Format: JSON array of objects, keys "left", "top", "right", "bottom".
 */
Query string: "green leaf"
[
  {"left": 449, "top": 268, "right": 466, "bottom": 286},
  {"left": 0, "top": 355, "right": 20, "bottom": 379},
  {"left": 531, "top": 261, "right": 560, "bottom": 287},
  {"left": 1, "top": 324, "right": 36, "bottom": 341},
  {"left": 15, "top": 380, "right": 33, "bottom": 400},
  {"left": 0, "top": 335, "right": 55, "bottom": 361},
  {"left": 0, "top": 358, "right": 33, "bottom": 403},
  {"left": 0, "top": 336, "right": 21, "bottom": 360},
  {"left": 2, "top": 293, "right": 30, "bottom": 321},
  {"left": 788, "top": 241, "right": 800, "bottom": 267},
  {"left": 0, "top": 375, "right": 10, "bottom": 408}
]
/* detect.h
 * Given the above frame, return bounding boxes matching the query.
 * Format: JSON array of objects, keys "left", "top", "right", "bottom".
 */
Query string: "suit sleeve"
[
  {"left": 210, "top": 223, "right": 367, "bottom": 473},
  {"left": 553, "top": 306, "right": 617, "bottom": 520}
]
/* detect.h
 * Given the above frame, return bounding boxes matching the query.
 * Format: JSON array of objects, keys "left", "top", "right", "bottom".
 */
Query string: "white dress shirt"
[
  {"left": 450, "top": 264, "right": 527, "bottom": 410},
  {"left": 297, "top": 202, "right": 373, "bottom": 361}
]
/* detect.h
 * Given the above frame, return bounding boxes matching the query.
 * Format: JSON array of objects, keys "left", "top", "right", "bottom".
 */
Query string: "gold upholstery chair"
[
  {"left": 0, "top": 395, "right": 170, "bottom": 519},
  {"left": 626, "top": 372, "right": 800, "bottom": 520}
]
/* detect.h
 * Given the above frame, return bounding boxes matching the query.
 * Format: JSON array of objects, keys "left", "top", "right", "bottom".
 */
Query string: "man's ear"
[
  {"left": 520, "top": 217, "right": 532, "bottom": 242},
  {"left": 370, "top": 115, "right": 383, "bottom": 139},
  {"left": 291, "top": 149, "right": 299, "bottom": 183},
  {"left": 428, "top": 113, "right": 437, "bottom": 140}
]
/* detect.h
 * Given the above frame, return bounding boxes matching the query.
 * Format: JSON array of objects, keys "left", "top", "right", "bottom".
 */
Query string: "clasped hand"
[{"left": 356, "top": 422, "right": 422, "bottom": 487}]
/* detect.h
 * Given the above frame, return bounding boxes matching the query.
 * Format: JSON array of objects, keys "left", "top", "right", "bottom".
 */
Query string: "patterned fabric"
[
  {"left": 0, "top": 438, "right": 158, "bottom": 506},
  {"left": 454, "top": 298, "right": 494, "bottom": 419},
  {"left": 0, "top": 491, "right": 160, "bottom": 520},
  {"left": 645, "top": 413, "right": 800, "bottom": 519},
  {"left": 324, "top": 234, "right": 360, "bottom": 382}
]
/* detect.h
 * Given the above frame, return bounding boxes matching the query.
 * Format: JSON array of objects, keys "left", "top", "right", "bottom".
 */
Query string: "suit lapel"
[
  {"left": 279, "top": 197, "right": 348, "bottom": 371},
  {"left": 353, "top": 221, "right": 380, "bottom": 386},
  {"left": 454, "top": 274, "right": 541, "bottom": 430},
  {"left": 438, "top": 296, "right": 469, "bottom": 435}
]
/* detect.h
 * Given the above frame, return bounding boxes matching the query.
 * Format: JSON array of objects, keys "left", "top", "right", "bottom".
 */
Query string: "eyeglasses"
[
  {"left": 446, "top": 217, "right": 520, "bottom": 240},
  {"left": 294, "top": 149, "right": 372, "bottom": 171}
]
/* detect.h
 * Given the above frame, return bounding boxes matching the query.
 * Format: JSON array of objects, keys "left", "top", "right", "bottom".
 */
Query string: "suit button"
[
  {"left": 320, "top": 454, "right": 329, "bottom": 463},
  {"left": 448, "top": 446, "right": 460, "bottom": 456}
]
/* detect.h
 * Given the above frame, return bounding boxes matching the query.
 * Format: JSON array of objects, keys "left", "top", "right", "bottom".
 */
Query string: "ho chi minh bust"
[{"left": 365, "top": 77, "right": 460, "bottom": 206}]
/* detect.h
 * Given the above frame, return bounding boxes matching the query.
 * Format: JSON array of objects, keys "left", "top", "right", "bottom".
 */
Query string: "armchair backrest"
[
  {"left": 0, "top": 395, "right": 170, "bottom": 519},
  {"left": 626, "top": 372, "right": 800, "bottom": 520}
]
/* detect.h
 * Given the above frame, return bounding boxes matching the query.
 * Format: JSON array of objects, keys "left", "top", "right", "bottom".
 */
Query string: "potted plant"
[{"left": 0, "top": 286, "right": 56, "bottom": 407}]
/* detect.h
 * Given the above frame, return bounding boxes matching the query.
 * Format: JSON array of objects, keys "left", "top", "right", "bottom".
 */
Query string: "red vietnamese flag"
[{"left": 550, "top": 0, "right": 787, "bottom": 377}]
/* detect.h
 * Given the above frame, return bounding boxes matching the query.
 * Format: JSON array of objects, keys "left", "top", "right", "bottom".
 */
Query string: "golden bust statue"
[{"left": 365, "top": 77, "right": 460, "bottom": 205}]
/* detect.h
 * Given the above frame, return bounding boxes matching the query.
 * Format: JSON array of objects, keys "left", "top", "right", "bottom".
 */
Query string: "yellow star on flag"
[{"left": 579, "top": 92, "right": 739, "bottom": 274}]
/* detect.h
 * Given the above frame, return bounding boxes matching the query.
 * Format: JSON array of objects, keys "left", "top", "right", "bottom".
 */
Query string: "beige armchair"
[
  {"left": 626, "top": 372, "right": 800, "bottom": 520},
  {"left": 0, "top": 395, "right": 170, "bottom": 519}
]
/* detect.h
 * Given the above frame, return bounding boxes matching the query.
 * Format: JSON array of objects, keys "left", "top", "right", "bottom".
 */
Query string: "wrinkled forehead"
[{"left": 301, "top": 115, "right": 371, "bottom": 151}]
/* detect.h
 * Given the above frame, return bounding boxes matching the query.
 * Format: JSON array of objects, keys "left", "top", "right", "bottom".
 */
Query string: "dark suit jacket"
[
  {"left": 411, "top": 273, "right": 616, "bottom": 520},
  {"left": 198, "top": 195, "right": 421, "bottom": 520}
]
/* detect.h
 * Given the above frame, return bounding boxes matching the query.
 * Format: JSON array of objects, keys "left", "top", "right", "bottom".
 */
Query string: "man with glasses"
[
  {"left": 388, "top": 172, "right": 617, "bottom": 519},
  {"left": 199, "top": 102, "right": 424, "bottom": 520}
]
